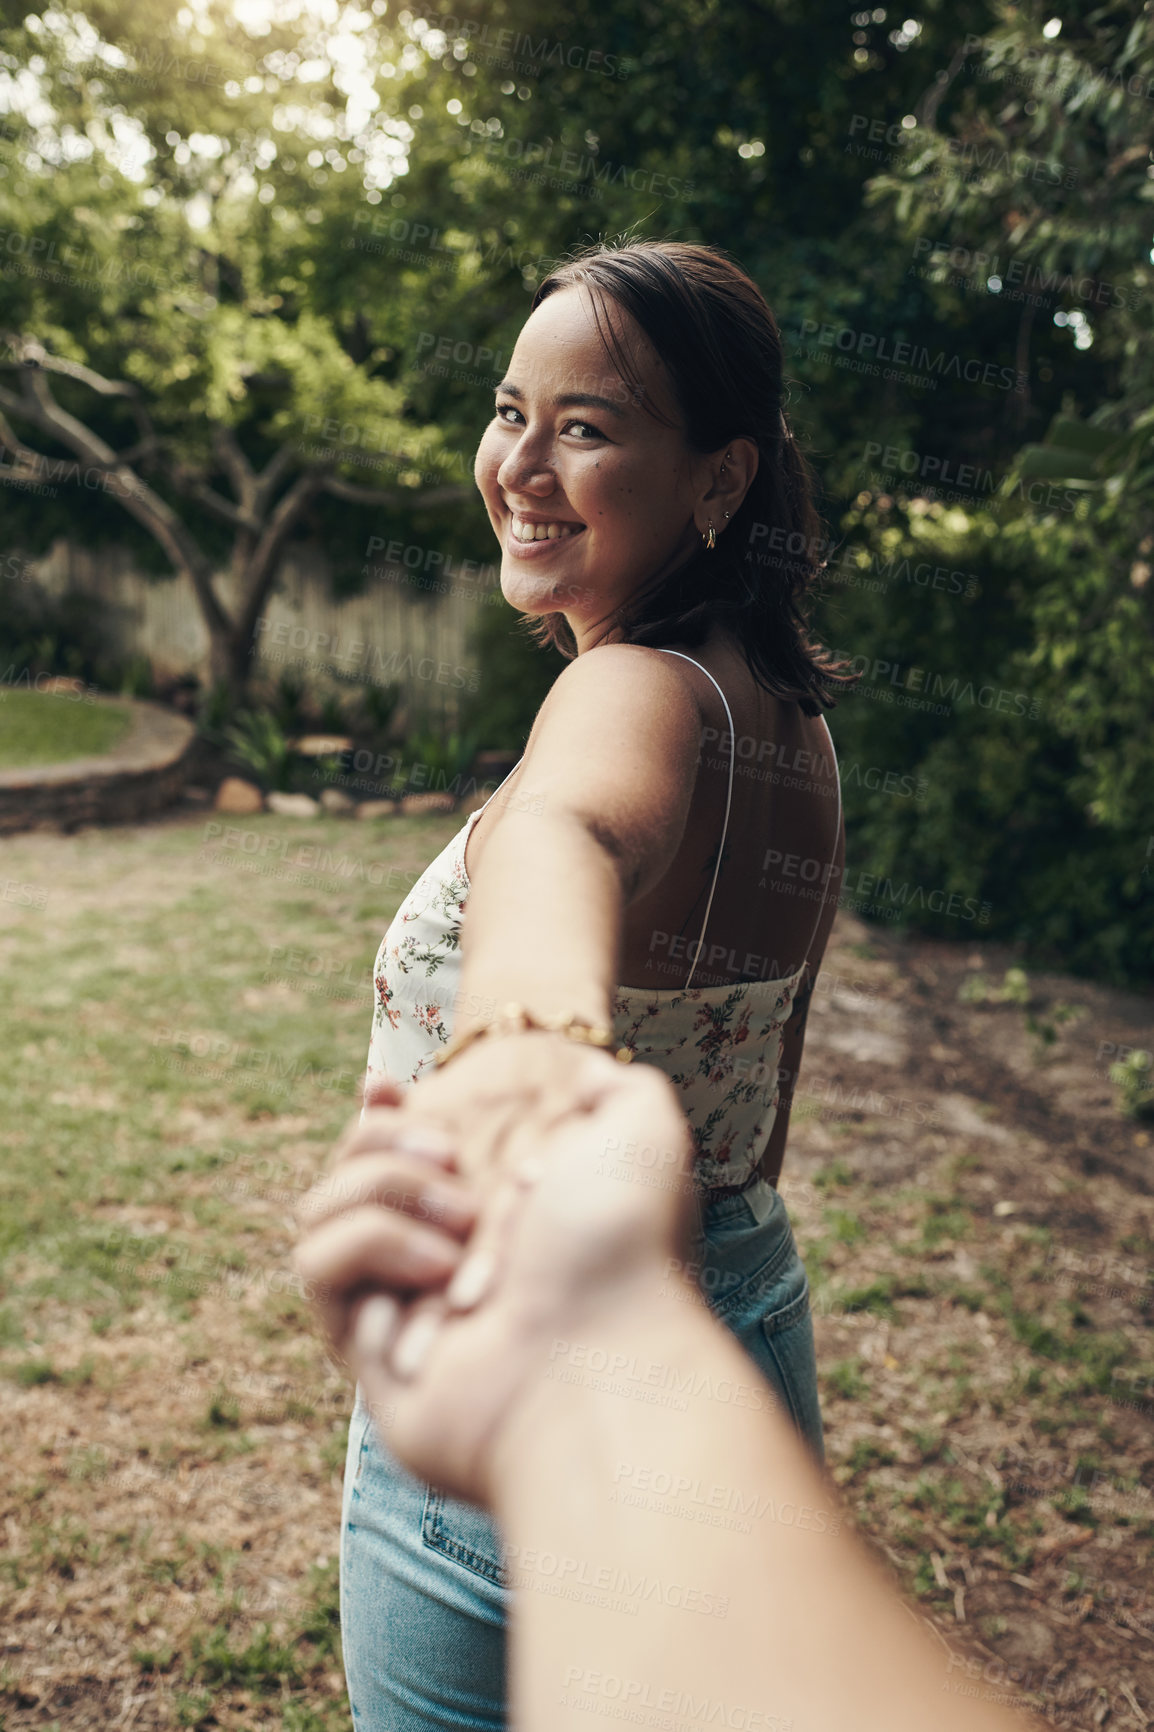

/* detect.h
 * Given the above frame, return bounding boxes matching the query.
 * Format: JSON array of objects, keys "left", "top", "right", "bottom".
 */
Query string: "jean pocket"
[
  {"left": 759, "top": 1282, "right": 824, "bottom": 1460},
  {"left": 421, "top": 1485, "right": 509, "bottom": 1590}
]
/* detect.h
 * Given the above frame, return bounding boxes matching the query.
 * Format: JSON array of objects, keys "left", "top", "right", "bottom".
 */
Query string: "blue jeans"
[{"left": 339, "top": 1178, "right": 821, "bottom": 1730}]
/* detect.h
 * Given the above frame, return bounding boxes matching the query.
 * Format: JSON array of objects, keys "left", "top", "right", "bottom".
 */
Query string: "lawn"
[
  {"left": 0, "top": 806, "right": 1152, "bottom": 1729},
  {"left": 0, "top": 690, "right": 135, "bottom": 768}
]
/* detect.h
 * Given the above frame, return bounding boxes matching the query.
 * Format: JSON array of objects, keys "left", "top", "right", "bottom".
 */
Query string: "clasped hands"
[{"left": 294, "top": 1033, "right": 700, "bottom": 1509}]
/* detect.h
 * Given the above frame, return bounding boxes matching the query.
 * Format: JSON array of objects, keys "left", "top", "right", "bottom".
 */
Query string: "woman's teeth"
[{"left": 511, "top": 519, "right": 584, "bottom": 542}]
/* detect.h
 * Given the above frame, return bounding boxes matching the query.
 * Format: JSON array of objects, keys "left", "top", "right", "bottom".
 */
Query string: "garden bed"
[{"left": 0, "top": 691, "right": 196, "bottom": 835}]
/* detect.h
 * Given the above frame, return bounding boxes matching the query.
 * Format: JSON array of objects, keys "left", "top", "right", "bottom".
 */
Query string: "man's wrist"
[{"left": 484, "top": 1274, "right": 711, "bottom": 1510}]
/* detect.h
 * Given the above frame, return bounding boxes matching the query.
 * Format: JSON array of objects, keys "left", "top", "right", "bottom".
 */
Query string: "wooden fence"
[{"left": 26, "top": 538, "right": 495, "bottom": 730}]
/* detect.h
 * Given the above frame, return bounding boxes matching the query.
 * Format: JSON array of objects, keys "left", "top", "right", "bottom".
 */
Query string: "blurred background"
[
  {"left": 2, "top": 0, "right": 1151, "bottom": 983},
  {"left": 2, "top": 7, "right": 1154, "bottom": 1728}
]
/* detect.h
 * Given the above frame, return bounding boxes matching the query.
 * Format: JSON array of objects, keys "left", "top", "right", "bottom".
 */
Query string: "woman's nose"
[{"left": 497, "top": 436, "right": 555, "bottom": 495}]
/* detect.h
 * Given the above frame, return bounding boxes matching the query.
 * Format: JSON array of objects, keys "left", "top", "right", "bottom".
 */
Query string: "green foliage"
[
  {"left": 0, "top": 0, "right": 1149, "bottom": 977},
  {"left": 818, "top": 491, "right": 1154, "bottom": 983},
  {"left": 458, "top": 603, "right": 567, "bottom": 751},
  {"left": 959, "top": 967, "right": 1031, "bottom": 1006},
  {"left": 1109, "top": 1051, "right": 1154, "bottom": 1122},
  {"left": 220, "top": 709, "right": 298, "bottom": 791},
  {"left": 402, "top": 726, "right": 484, "bottom": 795},
  {"left": 0, "top": 578, "right": 134, "bottom": 692}
]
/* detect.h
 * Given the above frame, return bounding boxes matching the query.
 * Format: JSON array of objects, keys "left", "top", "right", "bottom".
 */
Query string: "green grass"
[
  {"left": 0, "top": 810, "right": 462, "bottom": 1729},
  {"left": 0, "top": 689, "right": 134, "bottom": 766}
]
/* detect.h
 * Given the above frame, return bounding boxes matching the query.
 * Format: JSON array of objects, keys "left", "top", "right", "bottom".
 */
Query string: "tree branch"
[
  {"left": 0, "top": 360, "right": 231, "bottom": 641},
  {"left": 1, "top": 336, "right": 157, "bottom": 449},
  {"left": 234, "top": 468, "right": 329, "bottom": 653},
  {"left": 212, "top": 424, "right": 256, "bottom": 508},
  {"left": 254, "top": 443, "right": 298, "bottom": 513}
]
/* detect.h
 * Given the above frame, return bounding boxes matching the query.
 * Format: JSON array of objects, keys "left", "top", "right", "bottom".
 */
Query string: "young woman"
[{"left": 321, "top": 239, "right": 853, "bottom": 1730}]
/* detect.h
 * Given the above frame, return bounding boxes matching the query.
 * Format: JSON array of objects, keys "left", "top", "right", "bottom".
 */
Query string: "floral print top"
[
  {"left": 365, "top": 650, "right": 840, "bottom": 1194},
  {"left": 365, "top": 805, "right": 807, "bottom": 1192}
]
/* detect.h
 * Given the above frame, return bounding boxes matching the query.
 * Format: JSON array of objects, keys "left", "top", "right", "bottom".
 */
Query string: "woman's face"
[{"left": 473, "top": 285, "right": 711, "bottom": 649}]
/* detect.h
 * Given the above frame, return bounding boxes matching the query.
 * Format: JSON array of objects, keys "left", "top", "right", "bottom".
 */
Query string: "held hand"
[
  {"left": 302, "top": 1061, "right": 702, "bottom": 1510},
  {"left": 386, "top": 1029, "right": 631, "bottom": 1196},
  {"left": 295, "top": 1075, "right": 482, "bottom": 1368}
]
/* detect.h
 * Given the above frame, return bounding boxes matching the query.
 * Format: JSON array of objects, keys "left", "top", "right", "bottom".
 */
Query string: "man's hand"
[
  {"left": 295, "top": 1075, "right": 481, "bottom": 1367},
  {"left": 295, "top": 1061, "right": 702, "bottom": 1509}
]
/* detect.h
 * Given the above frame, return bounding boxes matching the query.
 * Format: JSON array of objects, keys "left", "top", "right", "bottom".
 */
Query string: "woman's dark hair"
[{"left": 521, "top": 239, "right": 856, "bottom": 715}]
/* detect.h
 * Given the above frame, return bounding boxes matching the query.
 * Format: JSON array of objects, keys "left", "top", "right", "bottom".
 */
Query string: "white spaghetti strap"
[
  {"left": 477, "top": 756, "right": 524, "bottom": 813},
  {"left": 652, "top": 650, "right": 735, "bottom": 991},
  {"left": 800, "top": 716, "right": 842, "bottom": 967}
]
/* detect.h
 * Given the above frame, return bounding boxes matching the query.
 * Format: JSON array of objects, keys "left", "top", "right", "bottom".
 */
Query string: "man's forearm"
[
  {"left": 457, "top": 808, "right": 624, "bottom": 1037},
  {"left": 489, "top": 1285, "right": 1033, "bottom": 1732}
]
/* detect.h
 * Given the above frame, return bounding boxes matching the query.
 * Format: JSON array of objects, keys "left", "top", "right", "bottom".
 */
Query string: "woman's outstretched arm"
[{"left": 384, "top": 641, "right": 704, "bottom": 1184}]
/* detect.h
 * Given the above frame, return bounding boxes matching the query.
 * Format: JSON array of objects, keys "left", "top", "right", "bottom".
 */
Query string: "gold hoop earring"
[{"left": 702, "top": 522, "right": 717, "bottom": 552}]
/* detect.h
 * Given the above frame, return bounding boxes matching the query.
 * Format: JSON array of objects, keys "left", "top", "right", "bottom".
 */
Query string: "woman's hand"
[
  {"left": 296, "top": 1061, "right": 702, "bottom": 1509},
  {"left": 391, "top": 1029, "right": 631, "bottom": 1196}
]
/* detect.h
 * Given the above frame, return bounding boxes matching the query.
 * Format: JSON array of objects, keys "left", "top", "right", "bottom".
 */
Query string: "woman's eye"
[{"left": 492, "top": 404, "right": 604, "bottom": 442}]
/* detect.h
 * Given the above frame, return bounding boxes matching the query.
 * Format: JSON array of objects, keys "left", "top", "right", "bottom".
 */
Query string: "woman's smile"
[{"left": 504, "top": 510, "right": 588, "bottom": 556}]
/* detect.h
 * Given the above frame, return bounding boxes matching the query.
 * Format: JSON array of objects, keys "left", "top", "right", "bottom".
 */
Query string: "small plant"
[
  {"left": 403, "top": 727, "right": 483, "bottom": 796},
  {"left": 206, "top": 1387, "right": 242, "bottom": 1430},
  {"left": 317, "top": 689, "right": 350, "bottom": 734},
  {"left": 196, "top": 678, "right": 234, "bottom": 736},
  {"left": 222, "top": 708, "right": 298, "bottom": 790},
  {"left": 1110, "top": 1050, "right": 1154, "bottom": 1121},
  {"left": 358, "top": 678, "right": 402, "bottom": 738},
  {"left": 269, "top": 667, "right": 309, "bottom": 733},
  {"left": 1026, "top": 999, "right": 1084, "bottom": 1058},
  {"left": 118, "top": 653, "right": 155, "bottom": 699},
  {"left": 959, "top": 966, "right": 1031, "bottom": 1006}
]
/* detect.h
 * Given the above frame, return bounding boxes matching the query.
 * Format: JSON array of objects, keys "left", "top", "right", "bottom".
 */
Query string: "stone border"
[{"left": 0, "top": 694, "right": 196, "bottom": 835}]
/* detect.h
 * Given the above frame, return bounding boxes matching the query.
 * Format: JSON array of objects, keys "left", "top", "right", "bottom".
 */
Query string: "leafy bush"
[
  {"left": 813, "top": 494, "right": 1154, "bottom": 986},
  {"left": 220, "top": 710, "right": 298, "bottom": 791},
  {"left": 457, "top": 600, "right": 566, "bottom": 752},
  {"left": 0, "top": 577, "right": 131, "bottom": 692}
]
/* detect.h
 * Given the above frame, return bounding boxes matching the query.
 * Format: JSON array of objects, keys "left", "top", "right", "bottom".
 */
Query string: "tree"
[{"left": 0, "top": 0, "right": 474, "bottom": 694}]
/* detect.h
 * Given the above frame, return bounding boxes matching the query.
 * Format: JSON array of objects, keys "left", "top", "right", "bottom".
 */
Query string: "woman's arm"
[
  {"left": 453, "top": 642, "right": 704, "bottom": 1037},
  {"left": 380, "top": 644, "right": 707, "bottom": 1193}
]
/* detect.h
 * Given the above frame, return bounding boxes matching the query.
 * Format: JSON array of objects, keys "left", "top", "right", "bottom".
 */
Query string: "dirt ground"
[{"left": 1, "top": 807, "right": 1151, "bottom": 1729}]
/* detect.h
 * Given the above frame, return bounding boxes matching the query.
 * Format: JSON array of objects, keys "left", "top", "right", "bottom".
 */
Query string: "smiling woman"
[{"left": 299, "top": 238, "right": 858, "bottom": 1732}]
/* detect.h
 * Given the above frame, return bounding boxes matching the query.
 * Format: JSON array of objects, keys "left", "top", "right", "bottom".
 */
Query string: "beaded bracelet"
[{"left": 429, "top": 1001, "right": 634, "bottom": 1072}]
